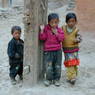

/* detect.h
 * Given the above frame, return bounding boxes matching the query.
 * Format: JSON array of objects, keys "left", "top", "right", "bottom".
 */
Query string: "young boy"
[{"left": 7, "top": 26, "right": 24, "bottom": 85}]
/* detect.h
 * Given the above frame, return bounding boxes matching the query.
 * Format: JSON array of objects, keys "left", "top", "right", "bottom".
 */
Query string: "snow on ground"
[{"left": 0, "top": 0, "right": 95, "bottom": 95}]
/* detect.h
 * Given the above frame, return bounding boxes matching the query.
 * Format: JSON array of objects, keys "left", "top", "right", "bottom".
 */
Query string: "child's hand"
[
  {"left": 52, "top": 28, "right": 57, "bottom": 34},
  {"left": 74, "top": 39, "right": 80, "bottom": 44},
  {"left": 40, "top": 25, "right": 45, "bottom": 33},
  {"left": 15, "top": 53, "right": 21, "bottom": 59},
  {"left": 74, "top": 34, "right": 82, "bottom": 44}
]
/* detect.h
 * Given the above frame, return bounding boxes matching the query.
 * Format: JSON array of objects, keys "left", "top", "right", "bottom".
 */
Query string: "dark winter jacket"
[{"left": 7, "top": 38, "right": 24, "bottom": 64}]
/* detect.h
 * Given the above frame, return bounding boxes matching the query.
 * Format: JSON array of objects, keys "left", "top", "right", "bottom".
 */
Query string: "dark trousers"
[
  {"left": 43, "top": 50, "right": 62, "bottom": 81},
  {"left": 9, "top": 62, "right": 23, "bottom": 79}
]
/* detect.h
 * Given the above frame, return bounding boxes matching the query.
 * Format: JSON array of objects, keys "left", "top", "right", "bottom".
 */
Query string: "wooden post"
[{"left": 23, "top": 0, "right": 48, "bottom": 86}]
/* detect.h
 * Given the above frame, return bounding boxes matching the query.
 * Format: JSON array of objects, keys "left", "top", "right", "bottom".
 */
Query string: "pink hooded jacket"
[{"left": 39, "top": 24, "right": 64, "bottom": 51}]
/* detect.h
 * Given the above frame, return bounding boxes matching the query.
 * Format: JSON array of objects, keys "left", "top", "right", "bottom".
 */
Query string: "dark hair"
[
  {"left": 11, "top": 26, "right": 21, "bottom": 34},
  {"left": 66, "top": 13, "right": 77, "bottom": 23},
  {"left": 48, "top": 13, "right": 59, "bottom": 22}
]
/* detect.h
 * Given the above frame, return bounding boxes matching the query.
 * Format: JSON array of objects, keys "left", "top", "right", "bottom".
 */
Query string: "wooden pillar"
[{"left": 23, "top": 0, "right": 48, "bottom": 86}]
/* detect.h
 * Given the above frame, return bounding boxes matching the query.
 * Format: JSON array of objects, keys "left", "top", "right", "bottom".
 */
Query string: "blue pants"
[
  {"left": 43, "top": 50, "right": 62, "bottom": 81},
  {"left": 9, "top": 62, "right": 23, "bottom": 78}
]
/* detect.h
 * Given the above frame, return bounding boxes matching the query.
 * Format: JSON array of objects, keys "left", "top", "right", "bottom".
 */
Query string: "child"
[
  {"left": 7, "top": 26, "right": 24, "bottom": 85},
  {"left": 39, "top": 13, "right": 64, "bottom": 86},
  {"left": 62, "top": 13, "right": 82, "bottom": 85}
]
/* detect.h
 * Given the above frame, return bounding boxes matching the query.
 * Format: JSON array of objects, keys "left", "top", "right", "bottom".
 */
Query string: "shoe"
[
  {"left": 10, "top": 77, "right": 16, "bottom": 85},
  {"left": 53, "top": 80, "right": 60, "bottom": 87},
  {"left": 70, "top": 79, "right": 76, "bottom": 85},
  {"left": 67, "top": 79, "right": 76, "bottom": 85},
  {"left": 44, "top": 80, "right": 52, "bottom": 87}
]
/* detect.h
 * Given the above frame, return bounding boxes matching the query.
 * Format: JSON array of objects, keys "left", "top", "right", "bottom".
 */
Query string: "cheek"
[
  {"left": 72, "top": 20, "right": 76, "bottom": 25},
  {"left": 13, "top": 34, "right": 16, "bottom": 37},
  {"left": 72, "top": 22, "right": 76, "bottom": 26},
  {"left": 14, "top": 34, "right": 20, "bottom": 37}
]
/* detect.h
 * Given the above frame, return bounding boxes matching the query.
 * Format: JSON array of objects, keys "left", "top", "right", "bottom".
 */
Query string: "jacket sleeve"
[
  {"left": 55, "top": 28, "right": 65, "bottom": 42},
  {"left": 39, "top": 28, "right": 47, "bottom": 41},
  {"left": 7, "top": 41, "right": 15, "bottom": 58}
]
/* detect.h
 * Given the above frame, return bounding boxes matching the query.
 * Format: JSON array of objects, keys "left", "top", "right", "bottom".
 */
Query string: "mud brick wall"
[{"left": 76, "top": 0, "right": 95, "bottom": 32}]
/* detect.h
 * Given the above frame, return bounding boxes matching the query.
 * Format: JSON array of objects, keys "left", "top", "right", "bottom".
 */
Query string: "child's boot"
[
  {"left": 10, "top": 77, "right": 16, "bottom": 85},
  {"left": 44, "top": 80, "right": 52, "bottom": 87},
  {"left": 67, "top": 79, "right": 76, "bottom": 85},
  {"left": 53, "top": 80, "right": 61, "bottom": 87},
  {"left": 70, "top": 79, "right": 76, "bottom": 85}
]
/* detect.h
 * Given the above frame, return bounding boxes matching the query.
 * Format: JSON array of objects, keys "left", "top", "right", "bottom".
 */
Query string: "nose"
[{"left": 17, "top": 34, "right": 19, "bottom": 36}]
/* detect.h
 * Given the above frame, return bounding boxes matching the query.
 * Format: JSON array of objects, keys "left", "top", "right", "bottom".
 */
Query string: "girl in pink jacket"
[{"left": 39, "top": 13, "right": 64, "bottom": 87}]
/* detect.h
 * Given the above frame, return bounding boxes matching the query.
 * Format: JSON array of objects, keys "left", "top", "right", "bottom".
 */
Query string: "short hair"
[
  {"left": 66, "top": 13, "right": 77, "bottom": 23},
  {"left": 11, "top": 26, "right": 21, "bottom": 34},
  {"left": 48, "top": 13, "right": 59, "bottom": 22}
]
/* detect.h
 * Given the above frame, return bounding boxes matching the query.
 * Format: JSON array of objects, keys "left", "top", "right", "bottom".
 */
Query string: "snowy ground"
[{"left": 0, "top": 0, "right": 95, "bottom": 95}]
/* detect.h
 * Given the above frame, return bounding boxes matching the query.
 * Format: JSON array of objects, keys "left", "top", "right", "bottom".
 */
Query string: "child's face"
[
  {"left": 12, "top": 30, "right": 21, "bottom": 40},
  {"left": 67, "top": 18, "right": 77, "bottom": 28},
  {"left": 49, "top": 18, "right": 59, "bottom": 28}
]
